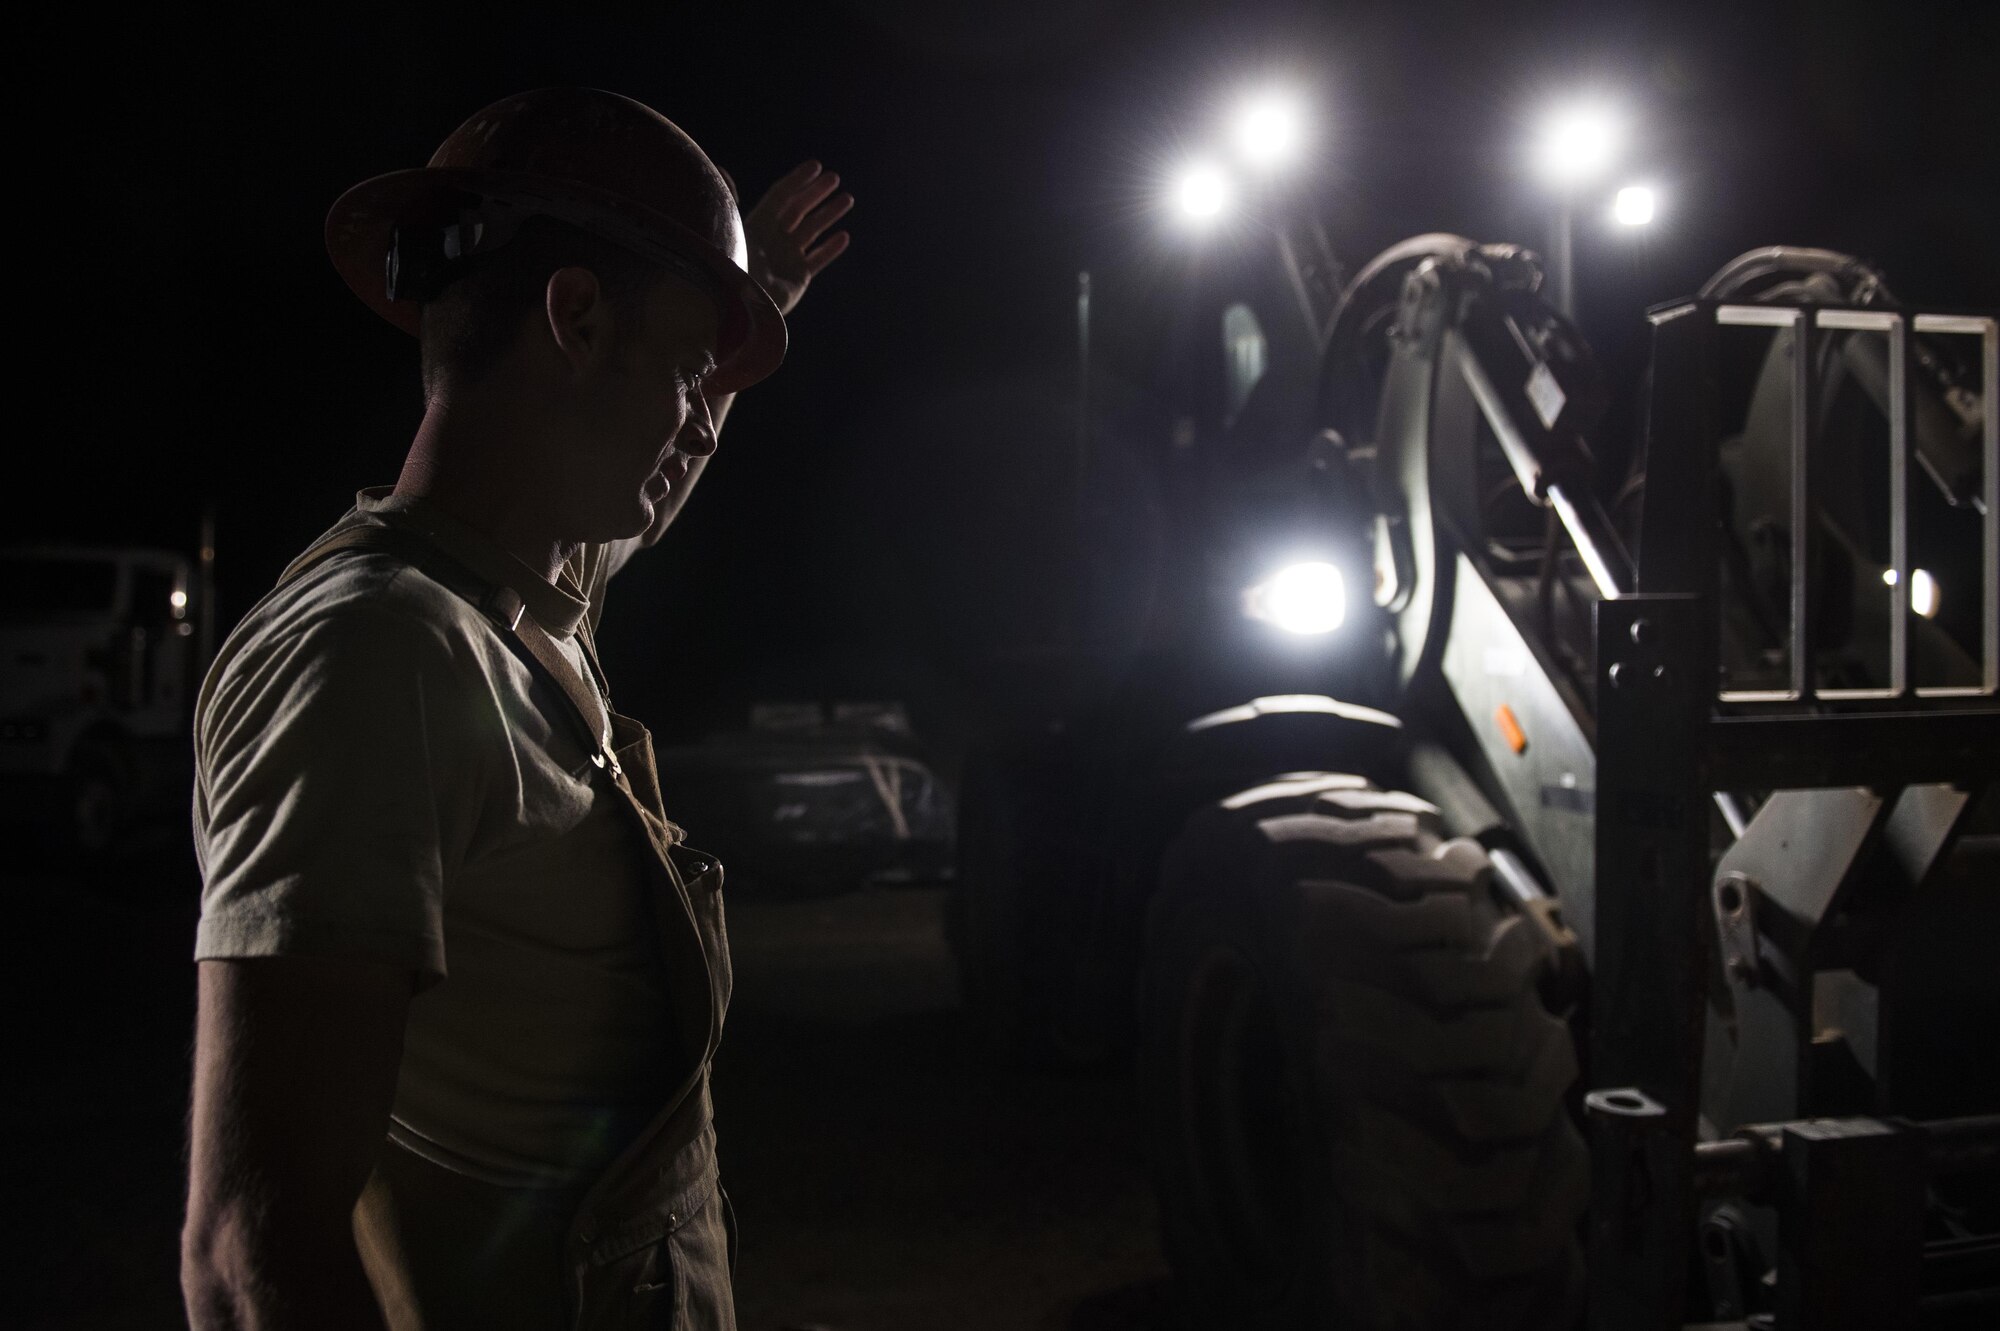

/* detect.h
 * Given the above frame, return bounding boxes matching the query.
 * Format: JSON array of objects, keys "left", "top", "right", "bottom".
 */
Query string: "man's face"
[{"left": 560, "top": 272, "right": 722, "bottom": 543}]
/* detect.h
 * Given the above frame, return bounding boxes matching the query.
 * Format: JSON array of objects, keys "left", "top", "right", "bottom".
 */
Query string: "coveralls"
[{"left": 193, "top": 488, "right": 735, "bottom": 1328}]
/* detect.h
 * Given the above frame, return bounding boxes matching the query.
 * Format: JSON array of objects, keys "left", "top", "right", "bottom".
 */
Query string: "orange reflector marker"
[{"left": 1494, "top": 704, "right": 1528, "bottom": 755}]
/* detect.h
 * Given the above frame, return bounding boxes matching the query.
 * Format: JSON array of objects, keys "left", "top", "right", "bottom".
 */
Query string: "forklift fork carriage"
[{"left": 1583, "top": 299, "right": 2000, "bottom": 1331}]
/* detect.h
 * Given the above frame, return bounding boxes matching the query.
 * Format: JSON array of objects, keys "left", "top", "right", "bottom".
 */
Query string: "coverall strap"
[
  {"left": 510, "top": 614, "right": 618, "bottom": 769},
  {"left": 282, "top": 522, "right": 621, "bottom": 773}
]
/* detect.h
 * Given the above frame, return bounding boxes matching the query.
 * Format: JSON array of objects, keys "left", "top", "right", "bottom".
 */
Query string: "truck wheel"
[
  {"left": 948, "top": 744, "right": 1120, "bottom": 1066},
  {"left": 1142, "top": 774, "right": 1586, "bottom": 1329}
]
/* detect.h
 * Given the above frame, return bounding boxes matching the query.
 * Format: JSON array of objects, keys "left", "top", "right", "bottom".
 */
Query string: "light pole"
[
  {"left": 1534, "top": 103, "right": 1620, "bottom": 319},
  {"left": 1076, "top": 268, "right": 1092, "bottom": 527},
  {"left": 1550, "top": 193, "right": 1577, "bottom": 319}
]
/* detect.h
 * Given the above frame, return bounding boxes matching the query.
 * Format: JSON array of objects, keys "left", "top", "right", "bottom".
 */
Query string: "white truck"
[{"left": 0, "top": 540, "right": 211, "bottom": 859}]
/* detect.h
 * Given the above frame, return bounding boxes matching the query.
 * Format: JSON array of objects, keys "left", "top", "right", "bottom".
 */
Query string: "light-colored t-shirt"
[{"left": 193, "top": 489, "right": 670, "bottom": 1186}]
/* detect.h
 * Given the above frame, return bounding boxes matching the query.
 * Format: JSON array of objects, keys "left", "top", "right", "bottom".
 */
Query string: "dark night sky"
[{"left": 30, "top": 0, "right": 2000, "bottom": 743}]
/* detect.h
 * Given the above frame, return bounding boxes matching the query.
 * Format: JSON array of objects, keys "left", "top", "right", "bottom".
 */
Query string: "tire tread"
[{"left": 1145, "top": 780, "right": 1587, "bottom": 1330}]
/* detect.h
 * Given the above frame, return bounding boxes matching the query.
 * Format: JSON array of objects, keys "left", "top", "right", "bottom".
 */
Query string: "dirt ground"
[
  {"left": 717, "top": 886, "right": 1174, "bottom": 1331},
  {"left": 13, "top": 852, "right": 1178, "bottom": 1330}
]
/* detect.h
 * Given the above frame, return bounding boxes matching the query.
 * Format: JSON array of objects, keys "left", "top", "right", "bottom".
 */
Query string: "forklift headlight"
[{"left": 1243, "top": 561, "right": 1347, "bottom": 635}]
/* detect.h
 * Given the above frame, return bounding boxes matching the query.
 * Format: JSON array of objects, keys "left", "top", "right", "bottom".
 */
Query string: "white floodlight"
[
  {"left": 1537, "top": 104, "right": 1620, "bottom": 186},
  {"left": 1613, "top": 185, "right": 1656, "bottom": 226},
  {"left": 1232, "top": 90, "right": 1305, "bottom": 168},
  {"left": 1175, "top": 162, "right": 1231, "bottom": 221},
  {"left": 1912, "top": 568, "right": 1939, "bottom": 618},
  {"left": 1882, "top": 567, "right": 1943, "bottom": 618},
  {"left": 1244, "top": 561, "right": 1347, "bottom": 635}
]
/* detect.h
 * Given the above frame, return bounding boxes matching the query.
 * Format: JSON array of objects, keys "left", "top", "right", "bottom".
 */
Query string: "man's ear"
[{"left": 544, "top": 266, "right": 610, "bottom": 374}]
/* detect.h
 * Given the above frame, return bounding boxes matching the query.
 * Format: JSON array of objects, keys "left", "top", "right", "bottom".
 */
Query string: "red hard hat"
[{"left": 326, "top": 88, "right": 785, "bottom": 395}]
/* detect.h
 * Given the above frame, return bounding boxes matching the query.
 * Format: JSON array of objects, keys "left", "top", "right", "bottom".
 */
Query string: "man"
[{"left": 180, "top": 88, "right": 851, "bottom": 1330}]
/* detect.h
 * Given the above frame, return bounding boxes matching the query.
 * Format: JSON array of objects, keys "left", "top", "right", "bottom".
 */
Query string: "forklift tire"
[
  {"left": 1142, "top": 774, "right": 1587, "bottom": 1330},
  {"left": 948, "top": 745, "right": 1120, "bottom": 1067}
]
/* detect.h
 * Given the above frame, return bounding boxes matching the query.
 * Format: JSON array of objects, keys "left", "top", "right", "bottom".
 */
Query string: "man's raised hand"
[
  {"left": 744, "top": 160, "right": 853, "bottom": 318},
  {"left": 632, "top": 161, "right": 849, "bottom": 547}
]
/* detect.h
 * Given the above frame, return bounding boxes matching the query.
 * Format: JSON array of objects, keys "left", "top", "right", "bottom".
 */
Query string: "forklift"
[{"left": 950, "top": 227, "right": 1999, "bottom": 1327}]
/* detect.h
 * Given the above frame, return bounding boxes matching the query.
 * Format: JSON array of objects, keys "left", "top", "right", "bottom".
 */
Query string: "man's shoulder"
[
  {"left": 243, "top": 547, "right": 485, "bottom": 656},
  {"left": 202, "top": 524, "right": 507, "bottom": 720},
  {"left": 194, "top": 551, "right": 514, "bottom": 785}
]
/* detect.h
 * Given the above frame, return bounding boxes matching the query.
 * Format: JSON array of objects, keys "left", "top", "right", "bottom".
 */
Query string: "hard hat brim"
[{"left": 326, "top": 166, "right": 787, "bottom": 395}]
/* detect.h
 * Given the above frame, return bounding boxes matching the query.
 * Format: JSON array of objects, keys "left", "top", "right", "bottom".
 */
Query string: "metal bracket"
[
  {"left": 1713, "top": 871, "right": 1762, "bottom": 992},
  {"left": 1689, "top": 1112, "right": 2000, "bottom": 1329},
  {"left": 1698, "top": 1204, "right": 1763, "bottom": 1323},
  {"left": 1702, "top": 782, "right": 1977, "bottom": 1135},
  {"left": 1587, "top": 1084, "right": 1678, "bottom": 1323},
  {"left": 1776, "top": 1118, "right": 1926, "bottom": 1330},
  {"left": 1586, "top": 1085, "right": 1669, "bottom": 1121},
  {"left": 1880, "top": 782, "right": 1973, "bottom": 890},
  {"left": 1588, "top": 594, "right": 1708, "bottom": 1331}
]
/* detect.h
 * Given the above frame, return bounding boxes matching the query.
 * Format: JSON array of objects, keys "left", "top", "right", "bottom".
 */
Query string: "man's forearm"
[
  {"left": 183, "top": 1204, "right": 388, "bottom": 1330},
  {"left": 183, "top": 958, "right": 410, "bottom": 1331}
]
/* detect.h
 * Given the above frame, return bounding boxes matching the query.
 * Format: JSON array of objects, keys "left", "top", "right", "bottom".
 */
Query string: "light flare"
[
  {"left": 1232, "top": 90, "right": 1306, "bottom": 168},
  {"left": 1537, "top": 103, "right": 1620, "bottom": 186},
  {"left": 1613, "top": 185, "right": 1656, "bottom": 226},
  {"left": 1175, "top": 162, "right": 1231, "bottom": 220},
  {"left": 1244, "top": 561, "right": 1347, "bottom": 635}
]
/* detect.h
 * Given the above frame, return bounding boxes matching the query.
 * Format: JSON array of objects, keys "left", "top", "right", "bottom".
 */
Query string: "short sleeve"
[{"left": 193, "top": 600, "right": 490, "bottom": 983}]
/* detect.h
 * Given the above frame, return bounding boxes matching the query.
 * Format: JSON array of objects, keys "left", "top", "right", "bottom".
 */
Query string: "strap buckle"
[{"left": 482, "top": 586, "right": 527, "bottom": 632}]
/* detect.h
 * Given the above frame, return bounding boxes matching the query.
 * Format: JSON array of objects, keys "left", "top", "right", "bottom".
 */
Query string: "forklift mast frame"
[{"left": 1582, "top": 299, "right": 1999, "bottom": 1330}]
